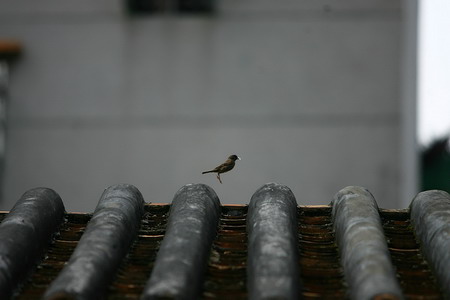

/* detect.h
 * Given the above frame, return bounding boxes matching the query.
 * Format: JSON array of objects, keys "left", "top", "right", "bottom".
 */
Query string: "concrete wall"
[{"left": 0, "top": 0, "right": 406, "bottom": 211}]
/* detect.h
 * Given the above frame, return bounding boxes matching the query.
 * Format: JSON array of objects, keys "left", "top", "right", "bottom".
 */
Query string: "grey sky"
[{"left": 418, "top": 0, "right": 450, "bottom": 145}]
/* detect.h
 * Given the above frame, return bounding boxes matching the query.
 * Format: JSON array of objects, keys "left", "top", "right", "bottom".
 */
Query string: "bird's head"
[{"left": 229, "top": 155, "right": 241, "bottom": 161}]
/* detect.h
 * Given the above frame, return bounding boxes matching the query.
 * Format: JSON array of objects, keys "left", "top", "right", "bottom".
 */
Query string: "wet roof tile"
[{"left": 0, "top": 183, "right": 449, "bottom": 299}]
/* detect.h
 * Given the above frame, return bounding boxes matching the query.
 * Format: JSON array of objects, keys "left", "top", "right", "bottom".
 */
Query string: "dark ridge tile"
[
  {"left": 44, "top": 184, "right": 145, "bottom": 300},
  {"left": 409, "top": 190, "right": 450, "bottom": 297},
  {"left": 0, "top": 188, "right": 65, "bottom": 298},
  {"left": 141, "top": 184, "right": 221, "bottom": 300},
  {"left": 247, "top": 183, "right": 299, "bottom": 300},
  {"left": 332, "top": 186, "right": 402, "bottom": 300},
  {"left": 5, "top": 186, "right": 450, "bottom": 299}
]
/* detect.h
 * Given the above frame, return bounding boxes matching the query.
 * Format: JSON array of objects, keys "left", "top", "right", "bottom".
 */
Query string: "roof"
[
  {"left": 0, "top": 39, "right": 21, "bottom": 60},
  {"left": 0, "top": 183, "right": 449, "bottom": 299}
]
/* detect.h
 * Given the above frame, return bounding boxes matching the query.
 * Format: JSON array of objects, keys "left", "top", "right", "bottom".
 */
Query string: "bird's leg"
[{"left": 217, "top": 174, "right": 222, "bottom": 184}]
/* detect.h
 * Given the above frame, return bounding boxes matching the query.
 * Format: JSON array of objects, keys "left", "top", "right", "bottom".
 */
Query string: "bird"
[{"left": 202, "top": 155, "right": 240, "bottom": 184}]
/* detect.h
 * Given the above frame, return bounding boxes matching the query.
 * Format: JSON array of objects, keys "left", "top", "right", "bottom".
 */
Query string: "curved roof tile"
[
  {"left": 410, "top": 190, "right": 450, "bottom": 296},
  {"left": 43, "top": 184, "right": 144, "bottom": 300},
  {"left": 0, "top": 183, "right": 448, "bottom": 299},
  {"left": 141, "top": 183, "right": 221, "bottom": 300},
  {"left": 332, "top": 186, "right": 403, "bottom": 300},
  {"left": 247, "top": 183, "right": 299, "bottom": 300},
  {"left": 0, "top": 188, "right": 65, "bottom": 298}
]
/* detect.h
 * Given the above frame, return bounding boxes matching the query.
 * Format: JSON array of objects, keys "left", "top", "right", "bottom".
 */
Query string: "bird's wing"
[{"left": 217, "top": 161, "right": 235, "bottom": 173}]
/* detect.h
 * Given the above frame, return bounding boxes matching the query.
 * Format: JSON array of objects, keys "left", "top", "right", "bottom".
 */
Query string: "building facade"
[{"left": 0, "top": 0, "right": 417, "bottom": 211}]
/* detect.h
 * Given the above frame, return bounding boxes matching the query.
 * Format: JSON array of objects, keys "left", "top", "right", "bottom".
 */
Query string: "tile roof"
[{"left": 0, "top": 183, "right": 449, "bottom": 299}]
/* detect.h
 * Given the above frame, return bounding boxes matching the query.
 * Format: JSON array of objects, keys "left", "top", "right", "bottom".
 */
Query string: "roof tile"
[
  {"left": 332, "top": 186, "right": 402, "bottom": 300},
  {"left": 247, "top": 183, "right": 299, "bottom": 300},
  {"left": 141, "top": 184, "right": 221, "bottom": 300},
  {"left": 0, "top": 188, "right": 64, "bottom": 298},
  {"left": 0, "top": 183, "right": 448, "bottom": 299},
  {"left": 410, "top": 190, "right": 450, "bottom": 296},
  {"left": 44, "top": 184, "right": 144, "bottom": 300}
]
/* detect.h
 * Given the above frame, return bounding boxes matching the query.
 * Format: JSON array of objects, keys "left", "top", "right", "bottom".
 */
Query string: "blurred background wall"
[{"left": 0, "top": 0, "right": 417, "bottom": 211}]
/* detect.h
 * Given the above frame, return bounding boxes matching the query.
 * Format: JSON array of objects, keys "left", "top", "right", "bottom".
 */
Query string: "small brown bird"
[{"left": 202, "top": 155, "right": 241, "bottom": 184}]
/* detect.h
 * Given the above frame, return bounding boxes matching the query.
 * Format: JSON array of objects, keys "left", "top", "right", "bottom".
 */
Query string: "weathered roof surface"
[{"left": 0, "top": 183, "right": 449, "bottom": 299}]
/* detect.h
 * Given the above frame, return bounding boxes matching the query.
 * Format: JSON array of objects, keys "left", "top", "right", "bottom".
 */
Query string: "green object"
[{"left": 421, "top": 137, "right": 450, "bottom": 193}]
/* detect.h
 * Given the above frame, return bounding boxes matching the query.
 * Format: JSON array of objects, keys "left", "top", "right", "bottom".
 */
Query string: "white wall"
[{"left": 0, "top": 0, "right": 408, "bottom": 211}]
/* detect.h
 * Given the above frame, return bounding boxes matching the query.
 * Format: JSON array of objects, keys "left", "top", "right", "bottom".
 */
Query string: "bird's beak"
[{"left": 237, "top": 156, "right": 241, "bottom": 160}]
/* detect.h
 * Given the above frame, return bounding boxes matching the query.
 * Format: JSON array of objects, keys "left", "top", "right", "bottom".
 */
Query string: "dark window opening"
[{"left": 126, "top": 0, "right": 215, "bottom": 15}]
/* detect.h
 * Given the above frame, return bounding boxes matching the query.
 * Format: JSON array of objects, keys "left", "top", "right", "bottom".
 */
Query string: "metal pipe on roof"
[
  {"left": 0, "top": 187, "right": 65, "bottom": 298},
  {"left": 44, "top": 184, "right": 145, "bottom": 300},
  {"left": 247, "top": 183, "right": 300, "bottom": 300},
  {"left": 410, "top": 190, "right": 450, "bottom": 298},
  {"left": 141, "top": 183, "right": 221, "bottom": 300},
  {"left": 331, "top": 186, "right": 403, "bottom": 300}
]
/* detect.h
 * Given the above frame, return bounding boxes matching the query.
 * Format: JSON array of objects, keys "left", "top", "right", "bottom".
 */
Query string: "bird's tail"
[{"left": 202, "top": 170, "right": 214, "bottom": 174}]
